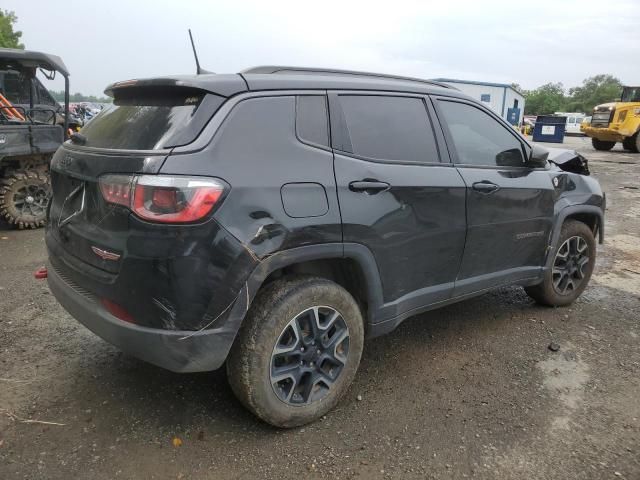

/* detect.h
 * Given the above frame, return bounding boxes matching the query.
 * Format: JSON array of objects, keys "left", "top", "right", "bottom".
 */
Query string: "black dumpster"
[{"left": 532, "top": 115, "right": 567, "bottom": 143}]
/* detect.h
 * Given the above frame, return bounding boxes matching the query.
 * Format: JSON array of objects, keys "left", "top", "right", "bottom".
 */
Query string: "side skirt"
[{"left": 368, "top": 275, "right": 541, "bottom": 338}]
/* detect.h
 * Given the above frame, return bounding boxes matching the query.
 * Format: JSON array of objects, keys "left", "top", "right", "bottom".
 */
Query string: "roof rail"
[{"left": 242, "top": 66, "right": 456, "bottom": 90}]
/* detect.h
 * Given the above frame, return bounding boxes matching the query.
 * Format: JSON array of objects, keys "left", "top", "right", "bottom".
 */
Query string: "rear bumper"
[{"left": 47, "top": 262, "right": 248, "bottom": 373}]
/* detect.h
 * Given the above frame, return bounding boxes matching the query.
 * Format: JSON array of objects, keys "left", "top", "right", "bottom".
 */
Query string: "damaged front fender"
[{"left": 544, "top": 146, "right": 591, "bottom": 175}]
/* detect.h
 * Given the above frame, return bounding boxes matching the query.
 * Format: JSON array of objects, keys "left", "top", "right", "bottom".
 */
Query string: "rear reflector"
[
  {"left": 101, "top": 298, "right": 135, "bottom": 324},
  {"left": 98, "top": 175, "right": 225, "bottom": 223}
]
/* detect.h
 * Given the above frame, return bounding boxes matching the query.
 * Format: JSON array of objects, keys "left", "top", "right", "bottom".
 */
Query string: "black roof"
[
  {"left": 0, "top": 48, "right": 69, "bottom": 76},
  {"left": 106, "top": 66, "right": 466, "bottom": 99}
]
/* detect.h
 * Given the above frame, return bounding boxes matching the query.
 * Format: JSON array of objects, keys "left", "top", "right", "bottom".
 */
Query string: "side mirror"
[
  {"left": 496, "top": 148, "right": 527, "bottom": 167},
  {"left": 527, "top": 144, "right": 549, "bottom": 168}
]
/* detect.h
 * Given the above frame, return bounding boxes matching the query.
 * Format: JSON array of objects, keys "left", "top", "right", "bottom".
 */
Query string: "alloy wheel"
[
  {"left": 552, "top": 235, "right": 590, "bottom": 295},
  {"left": 270, "top": 306, "right": 350, "bottom": 406}
]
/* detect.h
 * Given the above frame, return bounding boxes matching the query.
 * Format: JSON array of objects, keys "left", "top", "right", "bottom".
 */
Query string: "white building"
[{"left": 433, "top": 78, "right": 525, "bottom": 125}]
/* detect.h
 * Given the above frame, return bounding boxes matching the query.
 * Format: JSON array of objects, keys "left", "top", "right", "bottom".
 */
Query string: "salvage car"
[{"left": 45, "top": 66, "right": 605, "bottom": 427}]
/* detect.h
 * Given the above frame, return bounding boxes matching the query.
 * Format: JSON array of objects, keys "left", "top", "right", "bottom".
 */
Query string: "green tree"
[
  {"left": 565, "top": 74, "right": 622, "bottom": 113},
  {"left": 48, "top": 90, "right": 112, "bottom": 104},
  {"left": 524, "top": 83, "right": 566, "bottom": 115},
  {"left": 0, "top": 10, "right": 24, "bottom": 49}
]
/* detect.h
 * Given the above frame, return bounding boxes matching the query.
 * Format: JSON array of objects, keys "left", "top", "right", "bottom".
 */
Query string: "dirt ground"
[{"left": 0, "top": 136, "right": 638, "bottom": 480}]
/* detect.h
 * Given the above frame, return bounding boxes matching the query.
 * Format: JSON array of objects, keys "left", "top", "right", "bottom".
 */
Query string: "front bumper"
[
  {"left": 47, "top": 262, "right": 248, "bottom": 373},
  {"left": 582, "top": 125, "right": 629, "bottom": 142}
]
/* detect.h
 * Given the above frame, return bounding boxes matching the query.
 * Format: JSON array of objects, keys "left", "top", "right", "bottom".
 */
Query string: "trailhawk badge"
[{"left": 91, "top": 246, "right": 121, "bottom": 261}]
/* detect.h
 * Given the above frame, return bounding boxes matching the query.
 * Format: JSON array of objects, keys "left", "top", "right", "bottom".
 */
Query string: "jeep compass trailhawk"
[{"left": 46, "top": 67, "right": 605, "bottom": 427}]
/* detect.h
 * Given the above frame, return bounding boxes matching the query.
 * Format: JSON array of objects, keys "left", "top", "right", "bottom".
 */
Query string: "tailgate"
[{"left": 48, "top": 145, "right": 167, "bottom": 274}]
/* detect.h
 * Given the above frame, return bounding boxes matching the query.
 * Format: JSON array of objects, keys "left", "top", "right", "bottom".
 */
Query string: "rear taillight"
[
  {"left": 98, "top": 175, "right": 226, "bottom": 224},
  {"left": 99, "top": 174, "right": 133, "bottom": 208},
  {"left": 132, "top": 176, "right": 224, "bottom": 223}
]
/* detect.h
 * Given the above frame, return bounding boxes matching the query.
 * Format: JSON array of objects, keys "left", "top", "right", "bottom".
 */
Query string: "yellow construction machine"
[{"left": 582, "top": 86, "right": 640, "bottom": 152}]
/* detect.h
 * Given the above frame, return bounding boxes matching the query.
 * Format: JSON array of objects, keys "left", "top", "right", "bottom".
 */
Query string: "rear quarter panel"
[{"left": 161, "top": 94, "right": 342, "bottom": 258}]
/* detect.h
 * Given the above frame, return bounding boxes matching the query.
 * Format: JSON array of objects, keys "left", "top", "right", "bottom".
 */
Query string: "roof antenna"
[{"left": 188, "top": 29, "right": 212, "bottom": 74}]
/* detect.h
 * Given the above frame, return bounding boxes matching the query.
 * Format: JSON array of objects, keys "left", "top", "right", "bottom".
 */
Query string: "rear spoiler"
[{"left": 104, "top": 74, "right": 247, "bottom": 99}]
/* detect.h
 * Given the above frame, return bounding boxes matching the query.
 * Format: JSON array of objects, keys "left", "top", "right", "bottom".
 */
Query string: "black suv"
[{"left": 46, "top": 67, "right": 605, "bottom": 427}]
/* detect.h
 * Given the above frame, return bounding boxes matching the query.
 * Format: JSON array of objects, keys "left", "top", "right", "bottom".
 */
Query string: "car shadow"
[{"left": 65, "top": 285, "right": 541, "bottom": 437}]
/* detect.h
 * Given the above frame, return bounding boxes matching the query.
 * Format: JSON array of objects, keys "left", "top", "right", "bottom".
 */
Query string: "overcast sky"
[{"left": 6, "top": 0, "right": 639, "bottom": 96}]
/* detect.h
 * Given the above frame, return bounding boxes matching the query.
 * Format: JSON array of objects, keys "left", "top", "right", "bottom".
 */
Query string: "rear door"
[
  {"left": 329, "top": 92, "right": 467, "bottom": 317},
  {"left": 433, "top": 97, "right": 554, "bottom": 296}
]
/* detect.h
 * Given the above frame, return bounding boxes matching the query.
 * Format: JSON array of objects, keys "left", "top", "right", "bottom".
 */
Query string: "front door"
[
  {"left": 329, "top": 92, "right": 467, "bottom": 319},
  {"left": 433, "top": 98, "right": 555, "bottom": 297}
]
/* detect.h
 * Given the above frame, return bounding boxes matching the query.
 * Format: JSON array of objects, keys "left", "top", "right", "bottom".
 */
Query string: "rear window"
[
  {"left": 1, "top": 71, "right": 31, "bottom": 104},
  {"left": 79, "top": 87, "right": 224, "bottom": 150}
]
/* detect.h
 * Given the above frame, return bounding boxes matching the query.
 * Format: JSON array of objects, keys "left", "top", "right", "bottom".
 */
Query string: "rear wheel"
[
  {"left": 622, "top": 132, "right": 640, "bottom": 153},
  {"left": 525, "top": 220, "right": 596, "bottom": 307},
  {"left": 591, "top": 138, "right": 616, "bottom": 151},
  {"left": 0, "top": 171, "right": 51, "bottom": 229},
  {"left": 227, "top": 276, "right": 364, "bottom": 428}
]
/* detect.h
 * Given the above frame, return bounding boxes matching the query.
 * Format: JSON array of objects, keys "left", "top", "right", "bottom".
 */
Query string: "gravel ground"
[{"left": 0, "top": 136, "right": 639, "bottom": 479}]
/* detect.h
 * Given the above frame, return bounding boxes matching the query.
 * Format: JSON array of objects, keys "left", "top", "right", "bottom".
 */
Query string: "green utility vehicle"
[{"left": 0, "top": 48, "right": 71, "bottom": 228}]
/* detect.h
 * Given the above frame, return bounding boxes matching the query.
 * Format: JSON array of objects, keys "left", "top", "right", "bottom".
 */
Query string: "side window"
[
  {"left": 35, "top": 80, "right": 57, "bottom": 107},
  {"left": 296, "top": 95, "right": 329, "bottom": 148},
  {"left": 437, "top": 100, "right": 526, "bottom": 167},
  {"left": 337, "top": 95, "right": 439, "bottom": 163}
]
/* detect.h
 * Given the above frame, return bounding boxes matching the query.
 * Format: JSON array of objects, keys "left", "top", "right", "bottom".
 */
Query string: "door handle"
[
  {"left": 348, "top": 180, "right": 391, "bottom": 194},
  {"left": 472, "top": 181, "right": 500, "bottom": 194}
]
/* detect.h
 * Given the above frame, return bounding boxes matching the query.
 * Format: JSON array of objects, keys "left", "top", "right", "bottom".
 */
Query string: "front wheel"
[
  {"left": 622, "top": 132, "right": 640, "bottom": 153},
  {"left": 226, "top": 276, "right": 364, "bottom": 428},
  {"left": 525, "top": 220, "right": 596, "bottom": 307},
  {"left": 591, "top": 138, "right": 615, "bottom": 151}
]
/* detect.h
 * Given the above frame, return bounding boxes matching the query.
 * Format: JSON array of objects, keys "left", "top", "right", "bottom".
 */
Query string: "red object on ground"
[{"left": 34, "top": 266, "right": 48, "bottom": 279}]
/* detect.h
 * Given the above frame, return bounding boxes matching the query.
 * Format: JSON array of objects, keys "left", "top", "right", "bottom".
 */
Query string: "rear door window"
[
  {"left": 336, "top": 95, "right": 439, "bottom": 163},
  {"left": 296, "top": 95, "right": 329, "bottom": 147},
  {"left": 79, "top": 88, "right": 224, "bottom": 150}
]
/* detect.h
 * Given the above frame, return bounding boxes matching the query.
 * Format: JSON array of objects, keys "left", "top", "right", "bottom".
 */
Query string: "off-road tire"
[
  {"left": 0, "top": 171, "right": 51, "bottom": 229},
  {"left": 591, "top": 138, "right": 615, "bottom": 151},
  {"left": 622, "top": 132, "right": 640, "bottom": 153},
  {"left": 525, "top": 220, "right": 596, "bottom": 307},
  {"left": 226, "top": 276, "right": 364, "bottom": 428}
]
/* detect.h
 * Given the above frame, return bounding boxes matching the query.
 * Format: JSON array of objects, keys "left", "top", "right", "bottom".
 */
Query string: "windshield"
[
  {"left": 621, "top": 87, "right": 640, "bottom": 102},
  {"left": 79, "top": 88, "right": 223, "bottom": 150}
]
